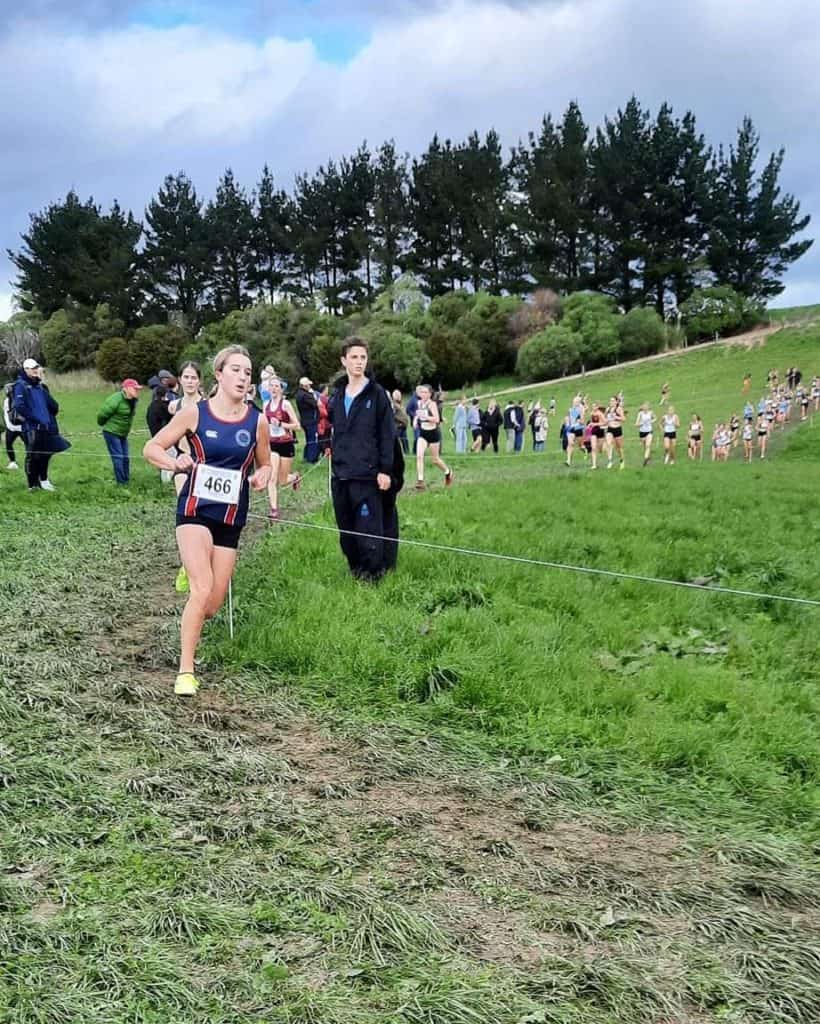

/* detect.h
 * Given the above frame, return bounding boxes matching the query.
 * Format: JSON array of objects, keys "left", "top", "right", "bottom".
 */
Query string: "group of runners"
[{"left": 553, "top": 369, "right": 818, "bottom": 469}]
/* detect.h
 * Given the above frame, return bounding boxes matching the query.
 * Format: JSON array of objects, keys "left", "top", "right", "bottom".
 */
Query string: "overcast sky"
[{"left": 2, "top": 0, "right": 817, "bottom": 319}]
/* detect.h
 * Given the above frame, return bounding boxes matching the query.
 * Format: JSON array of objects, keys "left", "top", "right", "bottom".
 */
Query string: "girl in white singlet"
[
  {"left": 688, "top": 414, "right": 704, "bottom": 461},
  {"left": 741, "top": 419, "right": 755, "bottom": 462},
  {"left": 662, "top": 406, "right": 680, "bottom": 465},
  {"left": 634, "top": 404, "right": 655, "bottom": 466},
  {"left": 604, "top": 396, "right": 626, "bottom": 469}
]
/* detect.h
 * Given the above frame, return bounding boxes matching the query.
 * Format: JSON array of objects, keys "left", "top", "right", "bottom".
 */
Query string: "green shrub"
[
  {"left": 129, "top": 324, "right": 189, "bottom": 384},
  {"left": 425, "top": 325, "right": 481, "bottom": 389},
  {"left": 95, "top": 337, "right": 133, "bottom": 382},
  {"left": 40, "top": 309, "right": 95, "bottom": 372},
  {"left": 561, "top": 292, "right": 620, "bottom": 368},
  {"left": 680, "top": 286, "right": 765, "bottom": 342},
  {"left": 459, "top": 293, "right": 522, "bottom": 376},
  {"left": 516, "top": 324, "right": 582, "bottom": 381},
  {"left": 618, "top": 307, "right": 667, "bottom": 359},
  {"left": 365, "top": 322, "right": 433, "bottom": 391},
  {"left": 428, "top": 290, "right": 476, "bottom": 325}
]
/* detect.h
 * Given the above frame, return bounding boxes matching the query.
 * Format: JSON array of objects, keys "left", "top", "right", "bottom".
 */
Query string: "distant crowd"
[{"left": 2, "top": 359, "right": 818, "bottom": 495}]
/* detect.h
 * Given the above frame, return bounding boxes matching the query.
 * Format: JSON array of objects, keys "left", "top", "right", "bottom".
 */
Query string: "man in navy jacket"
[
  {"left": 328, "top": 338, "right": 400, "bottom": 581},
  {"left": 13, "top": 359, "right": 62, "bottom": 490}
]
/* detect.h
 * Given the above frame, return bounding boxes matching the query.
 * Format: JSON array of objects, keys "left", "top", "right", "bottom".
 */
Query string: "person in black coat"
[
  {"left": 295, "top": 376, "right": 320, "bottom": 463},
  {"left": 328, "top": 338, "right": 400, "bottom": 581}
]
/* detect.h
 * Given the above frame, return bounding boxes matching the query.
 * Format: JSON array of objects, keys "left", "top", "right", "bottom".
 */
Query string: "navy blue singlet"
[{"left": 177, "top": 400, "right": 259, "bottom": 527}]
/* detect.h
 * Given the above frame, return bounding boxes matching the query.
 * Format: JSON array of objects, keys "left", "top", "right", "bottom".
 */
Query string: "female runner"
[
  {"left": 741, "top": 418, "right": 755, "bottom": 462},
  {"left": 662, "top": 406, "right": 680, "bottom": 465},
  {"left": 264, "top": 377, "right": 302, "bottom": 521},
  {"left": 604, "top": 396, "right": 626, "bottom": 470},
  {"left": 588, "top": 403, "right": 607, "bottom": 469},
  {"left": 565, "top": 395, "right": 586, "bottom": 466},
  {"left": 688, "top": 413, "right": 704, "bottom": 461},
  {"left": 143, "top": 345, "right": 271, "bottom": 696},
  {"left": 168, "top": 360, "right": 204, "bottom": 593},
  {"left": 756, "top": 412, "right": 769, "bottom": 459},
  {"left": 413, "top": 384, "right": 453, "bottom": 489},
  {"left": 635, "top": 404, "right": 655, "bottom": 466}
]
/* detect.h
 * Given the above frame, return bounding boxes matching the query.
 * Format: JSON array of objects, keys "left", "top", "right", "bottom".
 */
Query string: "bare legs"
[{"left": 176, "top": 525, "right": 237, "bottom": 674}]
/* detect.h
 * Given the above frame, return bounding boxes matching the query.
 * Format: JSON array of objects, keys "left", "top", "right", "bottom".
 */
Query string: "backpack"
[{"left": 4, "top": 382, "right": 23, "bottom": 427}]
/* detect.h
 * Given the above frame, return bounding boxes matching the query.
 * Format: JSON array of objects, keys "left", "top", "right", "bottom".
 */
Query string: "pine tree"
[
  {"left": 456, "top": 130, "right": 510, "bottom": 293},
  {"left": 708, "top": 117, "right": 812, "bottom": 300},
  {"left": 372, "top": 140, "right": 409, "bottom": 289},
  {"left": 510, "top": 115, "right": 562, "bottom": 288},
  {"left": 341, "top": 144, "right": 376, "bottom": 305},
  {"left": 141, "top": 172, "right": 210, "bottom": 327},
  {"left": 251, "top": 165, "right": 295, "bottom": 302},
  {"left": 408, "top": 136, "right": 464, "bottom": 295},
  {"left": 9, "top": 191, "right": 141, "bottom": 322},
  {"left": 205, "top": 168, "right": 255, "bottom": 315},
  {"left": 589, "top": 97, "right": 652, "bottom": 308},
  {"left": 641, "top": 105, "right": 713, "bottom": 313}
]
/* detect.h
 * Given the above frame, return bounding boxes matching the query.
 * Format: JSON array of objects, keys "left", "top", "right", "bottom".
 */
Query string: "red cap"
[{"left": 121, "top": 378, "right": 143, "bottom": 390}]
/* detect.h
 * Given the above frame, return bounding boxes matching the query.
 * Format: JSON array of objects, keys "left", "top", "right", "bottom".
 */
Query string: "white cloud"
[
  {"left": 1, "top": 0, "right": 818, "bottom": 304},
  {"left": 0, "top": 291, "right": 15, "bottom": 323}
]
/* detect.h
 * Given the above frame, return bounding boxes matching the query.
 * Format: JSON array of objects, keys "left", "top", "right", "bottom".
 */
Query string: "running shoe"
[
  {"left": 174, "top": 673, "right": 199, "bottom": 697},
  {"left": 268, "top": 506, "right": 280, "bottom": 521},
  {"left": 40, "top": 480, "right": 56, "bottom": 492},
  {"left": 292, "top": 473, "right": 302, "bottom": 492},
  {"left": 415, "top": 480, "right": 426, "bottom": 491},
  {"left": 444, "top": 469, "right": 453, "bottom": 487},
  {"left": 174, "top": 566, "right": 189, "bottom": 594},
  {"left": 6, "top": 461, "right": 18, "bottom": 470}
]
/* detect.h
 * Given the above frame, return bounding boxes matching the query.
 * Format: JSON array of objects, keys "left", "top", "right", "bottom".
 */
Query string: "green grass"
[
  {"left": 1, "top": 326, "right": 819, "bottom": 1023},
  {"left": 767, "top": 303, "right": 820, "bottom": 324}
]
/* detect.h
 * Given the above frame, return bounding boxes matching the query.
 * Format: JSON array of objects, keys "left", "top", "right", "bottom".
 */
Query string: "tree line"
[{"left": 9, "top": 97, "right": 812, "bottom": 337}]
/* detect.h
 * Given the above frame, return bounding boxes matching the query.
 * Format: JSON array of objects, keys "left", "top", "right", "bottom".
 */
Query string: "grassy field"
[
  {"left": 1, "top": 326, "right": 819, "bottom": 1023},
  {"left": 767, "top": 303, "right": 820, "bottom": 324}
]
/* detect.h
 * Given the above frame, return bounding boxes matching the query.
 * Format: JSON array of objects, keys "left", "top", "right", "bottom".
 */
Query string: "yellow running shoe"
[
  {"left": 174, "top": 673, "right": 199, "bottom": 696},
  {"left": 174, "top": 566, "right": 189, "bottom": 593}
]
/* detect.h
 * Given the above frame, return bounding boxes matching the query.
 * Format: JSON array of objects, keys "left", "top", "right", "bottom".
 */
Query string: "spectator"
[
  {"left": 146, "top": 385, "right": 173, "bottom": 437},
  {"left": 328, "top": 338, "right": 397, "bottom": 581},
  {"left": 12, "top": 359, "right": 69, "bottom": 491},
  {"left": 467, "top": 398, "right": 482, "bottom": 452},
  {"left": 391, "top": 389, "right": 410, "bottom": 453},
  {"left": 453, "top": 396, "right": 468, "bottom": 453},
  {"left": 295, "top": 376, "right": 320, "bottom": 463},
  {"left": 503, "top": 401, "right": 516, "bottom": 452},
  {"left": 3, "top": 379, "right": 24, "bottom": 469},
  {"left": 97, "top": 378, "right": 142, "bottom": 484},
  {"left": 513, "top": 399, "right": 526, "bottom": 452},
  {"left": 406, "top": 386, "right": 421, "bottom": 453},
  {"left": 482, "top": 398, "right": 502, "bottom": 452},
  {"left": 317, "top": 385, "right": 331, "bottom": 456}
]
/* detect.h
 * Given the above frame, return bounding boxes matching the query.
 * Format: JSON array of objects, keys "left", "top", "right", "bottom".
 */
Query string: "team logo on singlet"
[{"left": 235, "top": 428, "right": 252, "bottom": 447}]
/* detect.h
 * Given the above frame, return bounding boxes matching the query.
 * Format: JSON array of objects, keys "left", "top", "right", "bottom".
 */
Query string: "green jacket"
[{"left": 97, "top": 390, "right": 137, "bottom": 438}]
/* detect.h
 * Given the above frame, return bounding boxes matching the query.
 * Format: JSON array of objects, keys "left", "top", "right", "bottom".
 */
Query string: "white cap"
[{"left": 23, "top": 358, "right": 40, "bottom": 370}]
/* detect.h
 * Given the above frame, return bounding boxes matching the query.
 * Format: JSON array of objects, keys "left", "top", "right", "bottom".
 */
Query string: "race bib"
[
  {"left": 192, "top": 464, "right": 242, "bottom": 505},
  {"left": 269, "top": 419, "right": 286, "bottom": 439}
]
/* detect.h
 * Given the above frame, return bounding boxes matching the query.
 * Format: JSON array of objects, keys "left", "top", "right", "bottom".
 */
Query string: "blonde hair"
[{"left": 213, "top": 345, "right": 251, "bottom": 374}]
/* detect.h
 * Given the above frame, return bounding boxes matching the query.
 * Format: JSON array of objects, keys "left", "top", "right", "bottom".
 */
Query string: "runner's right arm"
[{"left": 143, "top": 405, "right": 199, "bottom": 473}]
